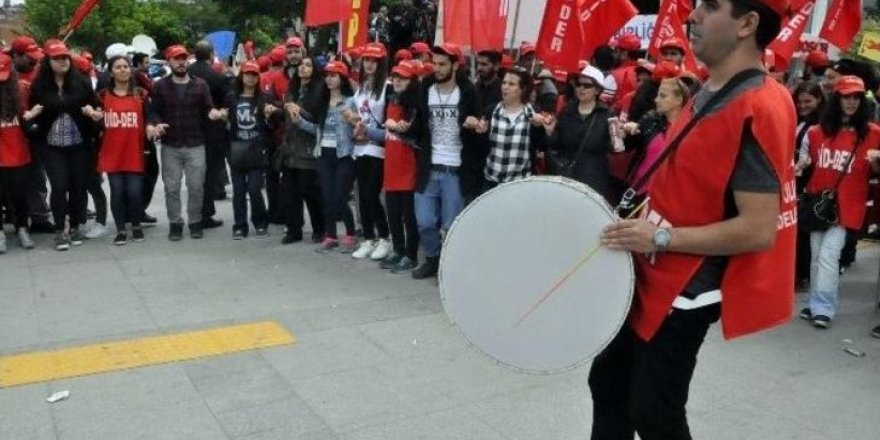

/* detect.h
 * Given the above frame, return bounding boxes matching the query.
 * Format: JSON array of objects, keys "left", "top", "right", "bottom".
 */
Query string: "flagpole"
[{"left": 509, "top": 0, "right": 523, "bottom": 50}]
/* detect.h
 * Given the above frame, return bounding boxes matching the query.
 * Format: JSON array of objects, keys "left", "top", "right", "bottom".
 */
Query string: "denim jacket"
[{"left": 296, "top": 97, "right": 357, "bottom": 159}]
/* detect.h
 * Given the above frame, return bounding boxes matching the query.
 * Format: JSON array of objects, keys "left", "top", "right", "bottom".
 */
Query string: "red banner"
[
  {"left": 819, "top": 0, "right": 862, "bottom": 50},
  {"left": 535, "top": 0, "right": 583, "bottom": 71},
  {"left": 444, "top": 0, "right": 473, "bottom": 48},
  {"left": 768, "top": 0, "right": 815, "bottom": 68},
  {"left": 306, "top": 0, "right": 343, "bottom": 26},
  {"left": 648, "top": 0, "right": 689, "bottom": 60},
  {"left": 470, "top": 0, "right": 508, "bottom": 51},
  {"left": 59, "top": 0, "right": 100, "bottom": 36},
  {"left": 341, "top": 0, "right": 371, "bottom": 52},
  {"left": 578, "top": 0, "right": 639, "bottom": 59}
]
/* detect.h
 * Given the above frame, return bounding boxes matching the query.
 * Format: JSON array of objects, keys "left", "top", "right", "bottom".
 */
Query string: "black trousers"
[
  {"left": 266, "top": 168, "right": 282, "bottom": 222},
  {"left": 41, "top": 145, "right": 92, "bottom": 230},
  {"left": 588, "top": 304, "right": 721, "bottom": 440},
  {"left": 796, "top": 227, "right": 811, "bottom": 282},
  {"left": 201, "top": 128, "right": 228, "bottom": 219},
  {"left": 281, "top": 166, "right": 324, "bottom": 237},
  {"left": 355, "top": 156, "right": 389, "bottom": 240},
  {"left": 386, "top": 191, "right": 418, "bottom": 259},
  {"left": 142, "top": 140, "right": 160, "bottom": 213},
  {"left": 0, "top": 166, "right": 30, "bottom": 228},
  {"left": 26, "top": 153, "right": 52, "bottom": 224}
]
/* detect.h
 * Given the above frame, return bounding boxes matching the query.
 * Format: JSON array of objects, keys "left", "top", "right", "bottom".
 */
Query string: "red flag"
[
  {"left": 444, "top": 0, "right": 473, "bottom": 48},
  {"left": 648, "top": 0, "right": 699, "bottom": 72},
  {"left": 535, "top": 0, "right": 584, "bottom": 72},
  {"left": 341, "top": 0, "right": 371, "bottom": 52},
  {"left": 470, "top": 0, "right": 508, "bottom": 51},
  {"left": 306, "top": 0, "right": 343, "bottom": 26},
  {"left": 578, "top": 0, "right": 639, "bottom": 59},
  {"left": 768, "top": 0, "right": 815, "bottom": 68},
  {"left": 59, "top": 0, "right": 100, "bottom": 36},
  {"left": 819, "top": 0, "right": 861, "bottom": 50}
]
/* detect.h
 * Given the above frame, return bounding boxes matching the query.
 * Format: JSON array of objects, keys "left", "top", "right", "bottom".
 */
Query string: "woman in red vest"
[
  {"left": 0, "top": 53, "right": 36, "bottom": 252},
  {"left": 798, "top": 76, "right": 880, "bottom": 328},
  {"left": 95, "top": 56, "right": 148, "bottom": 246}
]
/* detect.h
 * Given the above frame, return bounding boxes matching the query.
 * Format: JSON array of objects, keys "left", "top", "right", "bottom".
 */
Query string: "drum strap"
[{"left": 617, "top": 69, "right": 766, "bottom": 213}]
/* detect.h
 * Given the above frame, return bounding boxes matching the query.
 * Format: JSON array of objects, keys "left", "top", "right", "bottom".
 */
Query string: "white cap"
[
  {"left": 579, "top": 65, "right": 605, "bottom": 89},
  {"left": 105, "top": 43, "right": 128, "bottom": 59}
]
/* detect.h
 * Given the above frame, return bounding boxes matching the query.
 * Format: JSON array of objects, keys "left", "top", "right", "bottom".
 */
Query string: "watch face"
[{"left": 655, "top": 228, "right": 671, "bottom": 247}]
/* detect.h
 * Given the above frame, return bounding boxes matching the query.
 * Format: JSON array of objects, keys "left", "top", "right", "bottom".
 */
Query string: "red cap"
[
  {"left": 659, "top": 37, "right": 686, "bottom": 53},
  {"left": 552, "top": 69, "right": 568, "bottom": 83},
  {"left": 269, "top": 45, "right": 286, "bottom": 64},
  {"left": 257, "top": 55, "right": 271, "bottom": 71},
  {"left": 409, "top": 42, "right": 430, "bottom": 55},
  {"left": 285, "top": 37, "right": 303, "bottom": 48},
  {"left": 501, "top": 54, "right": 514, "bottom": 70},
  {"left": 421, "top": 62, "right": 435, "bottom": 75},
  {"left": 165, "top": 45, "right": 189, "bottom": 60},
  {"left": 834, "top": 75, "right": 865, "bottom": 95},
  {"left": 805, "top": 50, "right": 830, "bottom": 69},
  {"left": 45, "top": 41, "right": 70, "bottom": 58},
  {"left": 71, "top": 55, "right": 91, "bottom": 74},
  {"left": 0, "top": 53, "right": 12, "bottom": 81},
  {"left": 81, "top": 50, "right": 93, "bottom": 61},
  {"left": 432, "top": 42, "right": 462, "bottom": 62},
  {"left": 349, "top": 46, "right": 365, "bottom": 58},
  {"left": 758, "top": 0, "right": 790, "bottom": 18},
  {"left": 324, "top": 60, "right": 349, "bottom": 77},
  {"left": 391, "top": 60, "right": 417, "bottom": 78},
  {"left": 651, "top": 60, "right": 682, "bottom": 82},
  {"left": 361, "top": 43, "right": 387, "bottom": 59},
  {"left": 10, "top": 36, "right": 38, "bottom": 54},
  {"left": 395, "top": 49, "right": 413, "bottom": 62},
  {"left": 615, "top": 33, "right": 641, "bottom": 51},
  {"left": 520, "top": 42, "right": 536, "bottom": 56},
  {"left": 240, "top": 60, "right": 260, "bottom": 75}
]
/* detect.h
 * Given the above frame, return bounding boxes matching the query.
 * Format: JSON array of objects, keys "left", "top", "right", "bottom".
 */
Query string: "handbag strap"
[
  {"left": 618, "top": 68, "right": 766, "bottom": 211},
  {"left": 829, "top": 133, "right": 862, "bottom": 193},
  {"left": 566, "top": 111, "right": 599, "bottom": 169}
]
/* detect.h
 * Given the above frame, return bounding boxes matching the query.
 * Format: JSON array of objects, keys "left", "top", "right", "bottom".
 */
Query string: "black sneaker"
[
  {"left": 281, "top": 233, "right": 302, "bottom": 245},
  {"left": 233, "top": 229, "right": 246, "bottom": 240},
  {"left": 380, "top": 253, "right": 403, "bottom": 269},
  {"left": 189, "top": 223, "right": 204, "bottom": 239},
  {"left": 69, "top": 228, "right": 85, "bottom": 246},
  {"left": 114, "top": 232, "right": 128, "bottom": 246},
  {"left": 812, "top": 315, "right": 831, "bottom": 329},
  {"left": 201, "top": 217, "right": 224, "bottom": 229},
  {"left": 799, "top": 308, "right": 812, "bottom": 321},
  {"left": 141, "top": 214, "right": 158, "bottom": 225},
  {"left": 871, "top": 325, "right": 880, "bottom": 339},
  {"left": 411, "top": 256, "right": 439, "bottom": 279},
  {"left": 54, "top": 232, "right": 70, "bottom": 251},
  {"left": 254, "top": 228, "right": 268, "bottom": 239},
  {"left": 169, "top": 223, "right": 184, "bottom": 241},
  {"left": 391, "top": 256, "right": 418, "bottom": 273},
  {"left": 131, "top": 228, "right": 145, "bottom": 242},
  {"left": 311, "top": 232, "right": 324, "bottom": 243}
]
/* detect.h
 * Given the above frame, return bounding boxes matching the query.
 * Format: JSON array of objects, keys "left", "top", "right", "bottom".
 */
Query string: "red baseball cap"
[
  {"left": 834, "top": 75, "right": 865, "bottom": 95},
  {"left": 0, "top": 53, "right": 13, "bottom": 81},
  {"left": 45, "top": 41, "right": 70, "bottom": 58},
  {"left": 391, "top": 60, "right": 417, "bottom": 79},
  {"left": 71, "top": 55, "right": 92, "bottom": 74},
  {"left": 257, "top": 55, "right": 270, "bottom": 71},
  {"left": 421, "top": 62, "right": 435, "bottom": 75},
  {"left": 324, "top": 60, "right": 349, "bottom": 77},
  {"left": 805, "top": 50, "right": 830, "bottom": 69},
  {"left": 520, "top": 42, "right": 536, "bottom": 56},
  {"left": 285, "top": 37, "right": 304, "bottom": 48},
  {"left": 395, "top": 49, "right": 413, "bottom": 63},
  {"left": 10, "top": 36, "right": 38, "bottom": 54},
  {"left": 432, "top": 42, "right": 462, "bottom": 63},
  {"left": 361, "top": 43, "right": 387, "bottom": 59},
  {"left": 240, "top": 60, "right": 260, "bottom": 75},
  {"left": 349, "top": 46, "right": 365, "bottom": 58},
  {"left": 269, "top": 45, "right": 286, "bottom": 64},
  {"left": 409, "top": 42, "right": 431, "bottom": 55},
  {"left": 660, "top": 37, "right": 686, "bottom": 53},
  {"left": 165, "top": 45, "right": 189, "bottom": 60},
  {"left": 81, "top": 50, "right": 93, "bottom": 61},
  {"left": 651, "top": 60, "right": 682, "bottom": 82},
  {"left": 501, "top": 54, "right": 514, "bottom": 70},
  {"left": 615, "top": 33, "right": 641, "bottom": 51}
]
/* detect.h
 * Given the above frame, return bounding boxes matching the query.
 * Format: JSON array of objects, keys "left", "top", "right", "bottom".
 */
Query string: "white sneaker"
[
  {"left": 370, "top": 238, "right": 392, "bottom": 260},
  {"left": 0, "top": 231, "right": 6, "bottom": 254},
  {"left": 17, "top": 228, "right": 34, "bottom": 249},
  {"left": 352, "top": 239, "right": 376, "bottom": 259},
  {"left": 84, "top": 222, "right": 109, "bottom": 239}
]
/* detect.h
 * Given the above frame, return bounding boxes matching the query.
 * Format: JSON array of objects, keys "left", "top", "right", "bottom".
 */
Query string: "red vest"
[
  {"left": 383, "top": 103, "right": 417, "bottom": 191},
  {"left": 611, "top": 61, "right": 638, "bottom": 110},
  {"left": 0, "top": 81, "right": 33, "bottom": 167},
  {"left": 631, "top": 76, "right": 797, "bottom": 341},
  {"left": 805, "top": 124, "right": 880, "bottom": 230},
  {"left": 97, "top": 89, "right": 146, "bottom": 173}
]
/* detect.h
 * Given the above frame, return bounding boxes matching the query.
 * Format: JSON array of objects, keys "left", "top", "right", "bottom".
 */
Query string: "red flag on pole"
[
  {"left": 578, "top": 0, "right": 639, "bottom": 59},
  {"left": 58, "top": 0, "right": 100, "bottom": 36},
  {"left": 535, "top": 0, "right": 583, "bottom": 71},
  {"left": 444, "top": 0, "right": 473, "bottom": 48},
  {"left": 306, "top": 0, "right": 343, "bottom": 26},
  {"left": 768, "top": 0, "right": 815, "bottom": 69},
  {"left": 471, "top": 0, "right": 509, "bottom": 51},
  {"left": 340, "top": 0, "right": 372, "bottom": 52},
  {"left": 819, "top": 0, "right": 861, "bottom": 50},
  {"left": 648, "top": 0, "right": 699, "bottom": 72}
]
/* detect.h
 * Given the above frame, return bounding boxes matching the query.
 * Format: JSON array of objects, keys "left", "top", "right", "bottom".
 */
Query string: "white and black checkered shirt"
[{"left": 484, "top": 104, "right": 535, "bottom": 183}]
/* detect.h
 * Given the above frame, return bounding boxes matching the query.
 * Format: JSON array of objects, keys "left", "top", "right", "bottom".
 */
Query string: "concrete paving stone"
[
  {"left": 0, "top": 284, "right": 36, "bottom": 316},
  {"left": 31, "top": 259, "right": 128, "bottom": 290},
  {"left": 356, "top": 314, "right": 464, "bottom": 360},
  {"left": 1, "top": 263, "right": 32, "bottom": 287},
  {"left": 215, "top": 396, "right": 332, "bottom": 438},
  {"left": 183, "top": 351, "right": 270, "bottom": 382},
  {"left": 290, "top": 367, "right": 419, "bottom": 433},
  {"left": 338, "top": 407, "right": 511, "bottom": 440},
  {"left": 0, "top": 383, "right": 56, "bottom": 440},
  {"left": 189, "top": 361, "right": 296, "bottom": 413},
  {"left": 283, "top": 294, "right": 443, "bottom": 334},
  {"left": 135, "top": 283, "right": 229, "bottom": 328},
  {"left": 235, "top": 427, "right": 338, "bottom": 440},
  {"left": 0, "top": 309, "right": 47, "bottom": 354},
  {"left": 25, "top": 244, "right": 116, "bottom": 269},
  {"left": 690, "top": 400, "right": 830, "bottom": 440},
  {"left": 262, "top": 327, "right": 393, "bottom": 381}
]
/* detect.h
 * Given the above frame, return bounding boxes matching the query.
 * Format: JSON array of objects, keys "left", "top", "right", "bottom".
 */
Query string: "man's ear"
[{"left": 736, "top": 10, "right": 761, "bottom": 40}]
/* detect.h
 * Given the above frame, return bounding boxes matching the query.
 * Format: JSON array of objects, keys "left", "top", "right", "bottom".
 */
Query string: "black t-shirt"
[{"left": 233, "top": 97, "right": 259, "bottom": 142}]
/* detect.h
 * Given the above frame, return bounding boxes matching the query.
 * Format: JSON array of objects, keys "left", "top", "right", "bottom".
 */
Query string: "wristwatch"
[{"left": 653, "top": 227, "right": 672, "bottom": 253}]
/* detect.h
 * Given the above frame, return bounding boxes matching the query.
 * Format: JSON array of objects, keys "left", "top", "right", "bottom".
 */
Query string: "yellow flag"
[{"left": 858, "top": 32, "right": 880, "bottom": 63}]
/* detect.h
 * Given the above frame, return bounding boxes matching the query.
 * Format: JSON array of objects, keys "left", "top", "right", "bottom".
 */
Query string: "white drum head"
[{"left": 440, "top": 177, "right": 634, "bottom": 374}]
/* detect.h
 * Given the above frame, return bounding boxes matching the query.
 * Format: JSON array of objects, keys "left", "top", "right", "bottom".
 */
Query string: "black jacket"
[
  {"left": 547, "top": 102, "right": 614, "bottom": 201},
  {"left": 29, "top": 75, "right": 100, "bottom": 146}
]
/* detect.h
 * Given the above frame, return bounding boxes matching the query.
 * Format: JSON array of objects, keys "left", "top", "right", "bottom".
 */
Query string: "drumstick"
[{"left": 514, "top": 197, "right": 650, "bottom": 328}]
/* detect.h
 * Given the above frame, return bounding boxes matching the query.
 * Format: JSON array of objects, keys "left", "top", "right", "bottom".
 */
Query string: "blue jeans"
[
  {"left": 415, "top": 170, "right": 464, "bottom": 258},
  {"left": 231, "top": 168, "right": 268, "bottom": 232},
  {"left": 108, "top": 172, "right": 144, "bottom": 231},
  {"left": 808, "top": 225, "right": 847, "bottom": 319},
  {"left": 318, "top": 148, "right": 356, "bottom": 239}
]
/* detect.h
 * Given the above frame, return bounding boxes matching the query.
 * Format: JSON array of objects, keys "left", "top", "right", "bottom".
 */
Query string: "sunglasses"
[{"left": 575, "top": 82, "right": 597, "bottom": 89}]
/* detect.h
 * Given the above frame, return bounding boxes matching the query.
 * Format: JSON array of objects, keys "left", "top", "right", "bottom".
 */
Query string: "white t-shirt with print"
[
  {"left": 428, "top": 85, "right": 463, "bottom": 167},
  {"left": 354, "top": 84, "right": 386, "bottom": 159}
]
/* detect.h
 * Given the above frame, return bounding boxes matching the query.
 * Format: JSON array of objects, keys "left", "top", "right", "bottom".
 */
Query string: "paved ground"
[{"left": 1, "top": 183, "right": 879, "bottom": 440}]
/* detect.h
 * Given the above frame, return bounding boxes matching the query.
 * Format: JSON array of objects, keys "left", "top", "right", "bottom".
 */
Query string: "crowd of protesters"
[{"left": 2, "top": 16, "right": 880, "bottom": 340}]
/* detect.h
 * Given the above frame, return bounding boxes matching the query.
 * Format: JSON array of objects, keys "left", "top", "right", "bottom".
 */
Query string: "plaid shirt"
[
  {"left": 484, "top": 103, "right": 535, "bottom": 183},
  {"left": 149, "top": 76, "right": 214, "bottom": 148}
]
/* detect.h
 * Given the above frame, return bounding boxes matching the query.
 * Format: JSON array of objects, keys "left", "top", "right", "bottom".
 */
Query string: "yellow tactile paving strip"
[{"left": 0, "top": 321, "right": 295, "bottom": 388}]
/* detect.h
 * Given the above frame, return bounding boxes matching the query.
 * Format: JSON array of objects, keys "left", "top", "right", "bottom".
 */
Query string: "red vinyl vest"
[
  {"left": 383, "top": 103, "right": 417, "bottom": 191},
  {"left": 0, "top": 81, "right": 32, "bottom": 167},
  {"left": 97, "top": 89, "right": 146, "bottom": 173},
  {"left": 630, "top": 76, "right": 797, "bottom": 341},
  {"left": 805, "top": 124, "right": 880, "bottom": 230}
]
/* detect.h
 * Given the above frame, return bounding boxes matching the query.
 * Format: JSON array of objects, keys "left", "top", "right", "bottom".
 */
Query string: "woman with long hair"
[
  {"left": 0, "top": 53, "right": 36, "bottom": 252},
  {"left": 350, "top": 43, "right": 392, "bottom": 261},
  {"left": 792, "top": 81, "right": 826, "bottom": 289},
  {"left": 95, "top": 55, "right": 149, "bottom": 245},
  {"left": 28, "top": 41, "right": 101, "bottom": 251},
  {"left": 799, "top": 76, "right": 880, "bottom": 328},
  {"left": 291, "top": 60, "right": 359, "bottom": 253},
  {"left": 224, "top": 60, "right": 270, "bottom": 239},
  {"left": 275, "top": 55, "right": 325, "bottom": 244}
]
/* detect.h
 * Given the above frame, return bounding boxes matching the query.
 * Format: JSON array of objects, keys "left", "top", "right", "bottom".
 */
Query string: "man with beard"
[
  {"left": 148, "top": 45, "right": 224, "bottom": 241},
  {"left": 268, "top": 37, "right": 304, "bottom": 102},
  {"left": 475, "top": 50, "right": 502, "bottom": 112}
]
